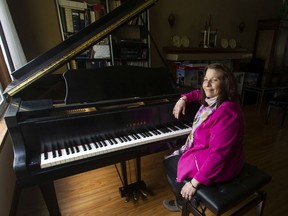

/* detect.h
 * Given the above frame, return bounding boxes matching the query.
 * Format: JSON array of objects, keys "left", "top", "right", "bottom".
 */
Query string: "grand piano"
[{"left": 4, "top": 0, "right": 198, "bottom": 215}]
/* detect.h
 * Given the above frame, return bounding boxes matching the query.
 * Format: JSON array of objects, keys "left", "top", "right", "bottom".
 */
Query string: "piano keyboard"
[{"left": 40, "top": 121, "right": 192, "bottom": 169}]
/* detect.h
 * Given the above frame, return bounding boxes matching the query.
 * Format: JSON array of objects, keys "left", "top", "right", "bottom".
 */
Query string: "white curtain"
[{"left": 0, "top": 0, "right": 26, "bottom": 71}]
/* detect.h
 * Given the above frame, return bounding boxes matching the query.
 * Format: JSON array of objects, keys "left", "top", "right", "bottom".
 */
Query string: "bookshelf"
[{"left": 55, "top": 0, "right": 151, "bottom": 69}]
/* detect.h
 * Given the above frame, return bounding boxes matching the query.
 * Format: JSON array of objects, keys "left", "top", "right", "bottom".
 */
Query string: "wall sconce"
[
  {"left": 168, "top": 13, "right": 176, "bottom": 29},
  {"left": 239, "top": 22, "right": 245, "bottom": 34}
]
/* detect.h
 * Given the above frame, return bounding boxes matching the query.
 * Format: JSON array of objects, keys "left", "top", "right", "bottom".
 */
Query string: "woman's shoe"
[{"left": 163, "top": 200, "right": 182, "bottom": 212}]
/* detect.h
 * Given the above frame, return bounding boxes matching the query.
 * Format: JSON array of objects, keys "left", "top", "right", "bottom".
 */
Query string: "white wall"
[
  {"left": 0, "top": 135, "right": 16, "bottom": 216},
  {"left": 149, "top": 0, "right": 283, "bottom": 67}
]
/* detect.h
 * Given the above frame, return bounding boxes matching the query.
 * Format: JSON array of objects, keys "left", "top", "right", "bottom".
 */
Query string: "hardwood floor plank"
[{"left": 15, "top": 105, "right": 288, "bottom": 216}]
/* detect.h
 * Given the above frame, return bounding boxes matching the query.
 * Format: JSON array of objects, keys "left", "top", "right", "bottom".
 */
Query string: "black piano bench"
[{"left": 181, "top": 163, "right": 272, "bottom": 216}]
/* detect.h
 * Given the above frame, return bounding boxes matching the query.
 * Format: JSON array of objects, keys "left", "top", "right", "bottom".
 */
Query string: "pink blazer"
[{"left": 177, "top": 90, "right": 245, "bottom": 185}]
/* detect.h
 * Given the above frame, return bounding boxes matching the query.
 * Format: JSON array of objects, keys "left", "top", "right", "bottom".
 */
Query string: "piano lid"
[{"left": 4, "top": 0, "right": 158, "bottom": 97}]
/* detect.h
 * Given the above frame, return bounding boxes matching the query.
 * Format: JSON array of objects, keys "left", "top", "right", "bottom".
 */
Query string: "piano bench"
[{"left": 181, "top": 163, "right": 271, "bottom": 216}]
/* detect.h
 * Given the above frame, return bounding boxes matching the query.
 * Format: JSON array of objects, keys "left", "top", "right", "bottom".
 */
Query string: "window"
[
  {"left": 0, "top": 23, "right": 11, "bottom": 117},
  {"left": 0, "top": 1, "right": 27, "bottom": 117},
  {"left": 0, "top": 42, "right": 8, "bottom": 117}
]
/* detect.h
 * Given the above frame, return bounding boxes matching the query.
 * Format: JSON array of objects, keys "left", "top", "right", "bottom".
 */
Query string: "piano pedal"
[
  {"left": 119, "top": 180, "right": 148, "bottom": 202},
  {"left": 125, "top": 193, "right": 131, "bottom": 203},
  {"left": 132, "top": 191, "right": 139, "bottom": 201},
  {"left": 139, "top": 188, "right": 148, "bottom": 197}
]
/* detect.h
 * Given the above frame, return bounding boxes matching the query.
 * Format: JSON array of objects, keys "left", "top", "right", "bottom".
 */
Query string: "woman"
[{"left": 163, "top": 63, "right": 245, "bottom": 212}]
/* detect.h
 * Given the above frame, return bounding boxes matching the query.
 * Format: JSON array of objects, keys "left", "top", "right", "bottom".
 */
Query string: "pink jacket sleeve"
[{"left": 181, "top": 89, "right": 201, "bottom": 103}]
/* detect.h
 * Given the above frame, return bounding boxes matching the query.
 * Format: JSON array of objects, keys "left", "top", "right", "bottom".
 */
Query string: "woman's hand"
[
  {"left": 180, "top": 179, "right": 199, "bottom": 200},
  {"left": 172, "top": 97, "right": 186, "bottom": 119}
]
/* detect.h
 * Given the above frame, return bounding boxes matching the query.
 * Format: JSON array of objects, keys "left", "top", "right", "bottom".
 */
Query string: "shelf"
[
  {"left": 56, "top": 0, "right": 151, "bottom": 68},
  {"left": 163, "top": 47, "right": 253, "bottom": 61}
]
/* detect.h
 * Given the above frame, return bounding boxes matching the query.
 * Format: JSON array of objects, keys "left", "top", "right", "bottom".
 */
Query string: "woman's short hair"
[{"left": 200, "top": 63, "right": 239, "bottom": 106}]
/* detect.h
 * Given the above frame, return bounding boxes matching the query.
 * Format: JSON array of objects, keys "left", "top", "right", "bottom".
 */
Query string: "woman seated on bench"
[{"left": 163, "top": 63, "right": 245, "bottom": 212}]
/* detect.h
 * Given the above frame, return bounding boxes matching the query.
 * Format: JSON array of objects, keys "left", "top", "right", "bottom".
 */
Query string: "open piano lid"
[{"left": 4, "top": 0, "right": 158, "bottom": 98}]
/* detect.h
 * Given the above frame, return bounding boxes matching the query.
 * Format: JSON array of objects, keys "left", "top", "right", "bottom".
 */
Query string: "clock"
[
  {"left": 172, "top": 35, "right": 182, "bottom": 47},
  {"left": 229, "top": 38, "right": 237, "bottom": 48},
  {"left": 220, "top": 38, "right": 229, "bottom": 48},
  {"left": 181, "top": 36, "right": 190, "bottom": 48}
]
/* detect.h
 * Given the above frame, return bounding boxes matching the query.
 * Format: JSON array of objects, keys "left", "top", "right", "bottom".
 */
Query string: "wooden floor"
[{"left": 16, "top": 104, "right": 288, "bottom": 216}]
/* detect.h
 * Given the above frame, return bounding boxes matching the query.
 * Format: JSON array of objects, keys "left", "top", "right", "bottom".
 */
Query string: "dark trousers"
[{"left": 163, "top": 154, "right": 185, "bottom": 205}]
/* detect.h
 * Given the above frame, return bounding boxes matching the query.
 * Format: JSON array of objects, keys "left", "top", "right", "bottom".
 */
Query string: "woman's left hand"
[{"left": 180, "top": 182, "right": 197, "bottom": 200}]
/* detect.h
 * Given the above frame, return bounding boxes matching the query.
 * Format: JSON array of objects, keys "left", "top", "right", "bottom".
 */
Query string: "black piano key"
[
  {"left": 174, "top": 122, "right": 186, "bottom": 129},
  {"left": 94, "top": 136, "right": 104, "bottom": 147},
  {"left": 134, "top": 128, "right": 147, "bottom": 138},
  {"left": 139, "top": 128, "right": 150, "bottom": 137},
  {"left": 172, "top": 122, "right": 183, "bottom": 130},
  {"left": 154, "top": 125, "right": 166, "bottom": 133},
  {"left": 115, "top": 132, "right": 125, "bottom": 143},
  {"left": 69, "top": 142, "right": 75, "bottom": 154},
  {"left": 131, "top": 129, "right": 141, "bottom": 139},
  {"left": 98, "top": 135, "right": 108, "bottom": 146},
  {"left": 72, "top": 140, "right": 80, "bottom": 153},
  {"left": 160, "top": 124, "right": 171, "bottom": 133},
  {"left": 163, "top": 124, "right": 173, "bottom": 132},
  {"left": 52, "top": 144, "right": 57, "bottom": 158},
  {"left": 148, "top": 126, "right": 160, "bottom": 135},
  {"left": 107, "top": 132, "right": 118, "bottom": 143},
  {"left": 154, "top": 126, "right": 162, "bottom": 134},
  {"left": 44, "top": 146, "right": 48, "bottom": 160},
  {"left": 183, "top": 120, "right": 193, "bottom": 128},
  {"left": 83, "top": 144, "right": 87, "bottom": 151},
  {"left": 90, "top": 136, "right": 99, "bottom": 148},
  {"left": 64, "top": 141, "right": 70, "bottom": 155},
  {"left": 109, "top": 134, "right": 118, "bottom": 144},
  {"left": 57, "top": 143, "right": 62, "bottom": 157},
  {"left": 122, "top": 131, "right": 131, "bottom": 141},
  {"left": 80, "top": 138, "right": 87, "bottom": 151},
  {"left": 127, "top": 129, "right": 139, "bottom": 140},
  {"left": 117, "top": 131, "right": 129, "bottom": 142},
  {"left": 143, "top": 131, "right": 151, "bottom": 137},
  {"left": 79, "top": 138, "right": 86, "bottom": 151},
  {"left": 167, "top": 123, "right": 179, "bottom": 131},
  {"left": 85, "top": 138, "right": 92, "bottom": 150},
  {"left": 143, "top": 128, "right": 153, "bottom": 136},
  {"left": 103, "top": 134, "right": 114, "bottom": 145},
  {"left": 119, "top": 135, "right": 127, "bottom": 142}
]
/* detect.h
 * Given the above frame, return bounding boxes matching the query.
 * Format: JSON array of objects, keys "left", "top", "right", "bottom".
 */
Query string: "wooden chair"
[
  {"left": 181, "top": 163, "right": 271, "bottom": 216},
  {"left": 266, "top": 88, "right": 288, "bottom": 128}
]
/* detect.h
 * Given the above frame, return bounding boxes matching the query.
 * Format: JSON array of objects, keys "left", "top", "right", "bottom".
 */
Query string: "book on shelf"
[
  {"left": 58, "top": 0, "right": 87, "bottom": 10},
  {"left": 72, "top": 10, "right": 80, "bottom": 32},
  {"left": 89, "top": 2, "right": 106, "bottom": 23},
  {"left": 110, "top": 0, "right": 122, "bottom": 11},
  {"left": 71, "top": 10, "right": 86, "bottom": 32},
  {"left": 64, "top": 7, "right": 73, "bottom": 33}
]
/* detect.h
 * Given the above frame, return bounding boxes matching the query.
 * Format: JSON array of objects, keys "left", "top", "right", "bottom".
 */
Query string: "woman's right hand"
[{"left": 172, "top": 97, "right": 186, "bottom": 119}]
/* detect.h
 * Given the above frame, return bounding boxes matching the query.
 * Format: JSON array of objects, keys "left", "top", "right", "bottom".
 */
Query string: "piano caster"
[{"left": 119, "top": 180, "right": 149, "bottom": 202}]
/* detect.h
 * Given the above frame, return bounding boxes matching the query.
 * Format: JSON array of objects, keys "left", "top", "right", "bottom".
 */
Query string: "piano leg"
[
  {"left": 120, "top": 161, "right": 129, "bottom": 187},
  {"left": 39, "top": 181, "right": 61, "bottom": 216},
  {"left": 135, "top": 156, "right": 141, "bottom": 182},
  {"left": 135, "top": 157, "right": 148, "bottom": 197},
  {"left": 119, "top": 161, "right": 131, "bottom": 202}
]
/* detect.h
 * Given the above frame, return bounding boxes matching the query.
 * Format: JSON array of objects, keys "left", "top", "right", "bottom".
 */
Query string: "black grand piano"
[{"left": 4, "top": 0, "right": 198, "bottom": 215}]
